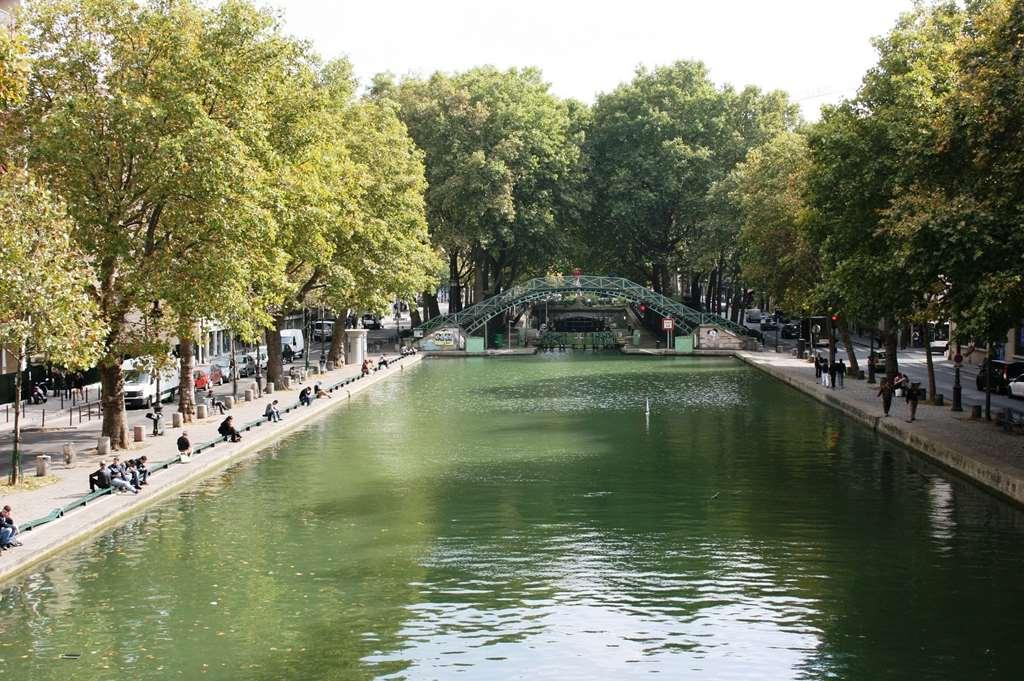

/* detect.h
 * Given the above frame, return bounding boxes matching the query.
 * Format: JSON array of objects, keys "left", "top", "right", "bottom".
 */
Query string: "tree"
[
  {"left": 0, "top": 170, "right": 105, "bottom": 483},
  {"left": 12, "top": 0, "right": 297, "bottom": 445},
  {"left": 730, "top": 132, "right": 819, "bottom": 314},
  {"left": 0, "top": 19, "right": 27, "bottom": 110},
  {"left": 585, "top": 61, "right": 798, "bottom": 301},
  {"left": 381, "top": 67, "right": 582, "bottom": 317}
]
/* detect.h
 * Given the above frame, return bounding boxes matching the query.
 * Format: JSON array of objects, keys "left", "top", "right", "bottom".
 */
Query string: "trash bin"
[{"left": 797, "top": 338, "right": 807, "bottom": 358}]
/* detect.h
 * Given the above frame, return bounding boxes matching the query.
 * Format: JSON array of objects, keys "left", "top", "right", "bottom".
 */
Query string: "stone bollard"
[
  {"left": 196, "top": 404, "right": 209, "bottom": 419},
  {"left": 244, "top": 389, "right": 254, "bottom": 402},
  {"left": 36, "top": 454, "right": 51, "bottom": 477},
  {"left": 63, "top": 442, "right": 75, "bottom": 466},
  {"left": 223, "top": 396, "right": 235, "bottom": 410},
  {"left": 97, "top": 436, "right": 111, "bottom": 456},
  {"left": 172, "top": 411, "right": 183, "bottom": 428},
  {"left": 281, "top": 377, "right": 291, "bottom": 390},
  {"left": 326, "top": 361, "right": 336, "bottom": 371},
  {"left": 133, "top": 425, "right": 145, "bottom": 443},
  {"left": 265, "top": 382, "right": 275, "bottom": 395}
]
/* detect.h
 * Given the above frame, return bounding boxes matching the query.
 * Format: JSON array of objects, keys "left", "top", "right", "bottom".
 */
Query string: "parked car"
[
  {"left": 193, "top": 368, "right": 211, "bottom": 391},
  {"left": 1009, "top": 375, "right": 1024, "bottom": 399},
  {"left": 361, "top": 314, "right": 382, "bottom": 330},
  {"left": 744, "top": 308, "right": 762, "bottom": 324},
  {"left": 976, "top": 359, "right": 1024, "bottom": 394},
  {"left": 761, "top": 319, "right": 779, "bottom": 331},
  {"left": 122, "top": 361, "right": 177, "bottom": 409},
  {"left": 781, "top": 323, "right": 800, "bottom": 339}
]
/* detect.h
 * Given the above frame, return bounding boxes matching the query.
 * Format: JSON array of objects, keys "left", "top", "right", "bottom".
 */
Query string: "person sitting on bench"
[{"left": 219, "top": 416, "right": 241, "bottom": 442}]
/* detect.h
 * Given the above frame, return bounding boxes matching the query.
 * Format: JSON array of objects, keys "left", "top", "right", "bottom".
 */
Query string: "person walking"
[
  {"left": 907, "top": 382, "right": 921, "bottom": 423},
  {"left": 837, "top": 359, "right": 846, "bottom": 388},
  {"left": 877, "top": 378, "right": 893, "bottom": 417},
  {"left": 814, "top": 355, "right": 823, "bottom": 384}
]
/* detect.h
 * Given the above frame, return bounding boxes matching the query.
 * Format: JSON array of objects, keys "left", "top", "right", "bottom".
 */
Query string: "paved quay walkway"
[
  {"left": 0, "top": 353, "right": 422, "bottom": 583},
  {"left": 738, "top": 351, "right": 1024, "bottom": 506}
]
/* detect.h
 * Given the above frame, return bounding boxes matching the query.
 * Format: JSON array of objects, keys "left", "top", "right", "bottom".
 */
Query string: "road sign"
[{"left": 662, "top": 318, "right": 674, "bottom": 331}]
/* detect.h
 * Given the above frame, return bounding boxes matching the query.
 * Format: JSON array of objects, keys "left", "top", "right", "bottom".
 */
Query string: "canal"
[{"left": 2, "top": 355, "right": 1023, "bottom": 680}]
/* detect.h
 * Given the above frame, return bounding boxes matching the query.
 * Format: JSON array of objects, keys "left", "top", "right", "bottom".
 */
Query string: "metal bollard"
[
  {"left": 172, "top": 411, "right": 183, "bottom": 428},
  {"left": 133, "top": 425, "right": 145, "bottom": 443},
  {"left": 244, "top": 389, "right": 254, "bottom": 402},
  {"left": 36, "top": 454, "right": 51, "bottom": 477},
  {"left": 97, "top": 436, "right": 111, "bottom": 456},
  {"left": 196, "top": 404, "right": 209, "bottom": 419},
  {"left": 63, "top": 442, "right": 75, "bottom": 465}
]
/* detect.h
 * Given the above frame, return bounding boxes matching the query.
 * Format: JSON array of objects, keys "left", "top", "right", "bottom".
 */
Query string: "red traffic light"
[
  {"left": 831, "top": 314, "right": 839, "bottom": 322},
  {"left": 639, "top": 304, "right": 647, "bottom": 313}
]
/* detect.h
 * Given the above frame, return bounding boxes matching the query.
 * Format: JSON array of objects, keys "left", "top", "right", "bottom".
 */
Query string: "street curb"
[
  {"left": 0, "top": 355, "right": 422, "bottom": 585},
  {"left": 735, "top": 352, "right": 1024, "bottom": 508}
]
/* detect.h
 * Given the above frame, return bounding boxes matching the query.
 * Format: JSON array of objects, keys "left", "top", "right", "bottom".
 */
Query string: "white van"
[
  {"left": 312, "top": 320, "right": 334, "bottom": 342},
  {"left": 122, "top": 359, "right": 177, "bottom": 408},
  {"left": 279, "top": 329, "right": 305, "bottom": 359}
]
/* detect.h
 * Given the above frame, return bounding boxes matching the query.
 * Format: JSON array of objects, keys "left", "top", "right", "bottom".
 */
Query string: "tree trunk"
[
  {"left": 448, "top": 252, "right": 462, "bottom": 313},
  {"left": 265, "top": 317, "right": 285, "bottom": 390},
  {"left": 473, "top": 247, "right": 486, "bottom": 304},
  {"left": 177, "top": 325, "right": 196, "bottom": 422},
  {"left": 9, "top": 347, "right": 23, "bottom": 485},
  {"left": 328, "top": 325, "right": 346, "bottom": 366},
  {"left": 839, "top": 319, "right": 859, "bottom": 374},
  {"left": 422, "top": 291, "right": 440, "bottom": 320},
  {"left": 925, "top": 339, "right": 938, "bottom": 404},
  {"left": 99, "top": 359, "right": 129, "bottom": 449}
]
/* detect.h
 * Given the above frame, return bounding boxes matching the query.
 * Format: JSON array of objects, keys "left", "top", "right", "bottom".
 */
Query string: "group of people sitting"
[
  {"left": 88, "top": 456, "right": 149, "bottom": 494},
  {"left": 299, "top": 383, "right": 332, "bottom": 407},
  {"left": 1, "top": 505, "right": 21, "bottom": 550}
]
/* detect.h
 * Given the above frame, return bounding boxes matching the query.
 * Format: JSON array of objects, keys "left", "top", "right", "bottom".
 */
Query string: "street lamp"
[
  {"left": 303, "top": 308, "right": 310, "bottom": 372},
  {"left": 867, "top": 329, "right": 876, "bottom": 384}
]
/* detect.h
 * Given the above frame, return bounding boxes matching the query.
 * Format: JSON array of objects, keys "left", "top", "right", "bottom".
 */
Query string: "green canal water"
[{"left": 2, "top": 355, "right": 1024, "bottom": 680}]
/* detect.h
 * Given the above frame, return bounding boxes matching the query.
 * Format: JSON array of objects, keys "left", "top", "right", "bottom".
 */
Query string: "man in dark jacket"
[
  {"left": 218, "top": 416, "right": 241, "bottom": 442},
  {"left": 88, "top": 460, "right": 111, "bottom": 493}
]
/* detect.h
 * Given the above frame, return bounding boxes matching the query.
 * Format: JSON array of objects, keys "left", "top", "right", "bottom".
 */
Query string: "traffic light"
[
  {"left": 639, "top": 303, "right": 647, "bottom": 313},
  {"left": 831, "top": 314, "right": 839, "bottom": 322}
]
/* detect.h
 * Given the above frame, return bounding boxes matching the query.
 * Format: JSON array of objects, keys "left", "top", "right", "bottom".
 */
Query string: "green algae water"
[{"left": 3, "top": 355, "right": 1024, "bottom": 680}]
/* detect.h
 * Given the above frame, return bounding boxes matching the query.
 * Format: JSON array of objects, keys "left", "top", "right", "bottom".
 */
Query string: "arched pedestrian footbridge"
[{"left": 415, "top": 275, "right": 754, "bottom": 341}]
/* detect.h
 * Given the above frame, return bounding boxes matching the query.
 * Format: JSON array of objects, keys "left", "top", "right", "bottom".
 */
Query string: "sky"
[{"left": 271, "top": 0, "right": 916, "bottom": 119}]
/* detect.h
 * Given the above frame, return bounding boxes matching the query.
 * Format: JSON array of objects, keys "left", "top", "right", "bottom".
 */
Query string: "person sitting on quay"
[
  {"left": 206, "top": 388, "right": 227, "bottom": 415},
  {"left": 177, "top": 431, "right": 192, "bottom": 462},
  {"left": 109, "top": 456, "right": 139, "bottom": 494},
  {"left": 133, "top": 456, "right": 149, "bottom": 485},
  {"left": 1, "top": 505, "right": 22, "bottom": 549},
  {"left": 126, "top": 459, "right": 143, "bottom": 490},
  {"left": 361, "top": 359, "right": 371, "bottom": 376},
  {"left": 89, "top": 460, "right": 112, "bottom": 493},
  {"left": 299, "top": 386, "right": 313, "bottom": 407},
  {"left": 264, "top": 399, "right": 282, "bottom": 422},
  {"left": 315, "top": 383, "right": 331, "bottom": 400},
  {"left": 376, "top": 355, "right": 389, "bottom": 371},
  {"left": 219, "top": 416, "right": 242, "bottom": 442}
]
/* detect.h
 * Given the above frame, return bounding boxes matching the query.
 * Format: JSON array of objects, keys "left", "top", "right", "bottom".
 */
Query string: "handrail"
[
  {"left": 19, "top": 360, "right": 405, "bottom": 534},
  {"left": 415, "top": 275, "right": 753, "bottom": 339}
]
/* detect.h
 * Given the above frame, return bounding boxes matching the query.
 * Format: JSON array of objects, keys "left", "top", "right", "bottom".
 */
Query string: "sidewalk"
[
  {"left": 738, "top": 351, "right": 1024, "bottom": 506},
  {"left": 0, "top": 353, "right": 421, "bottom": 583}
]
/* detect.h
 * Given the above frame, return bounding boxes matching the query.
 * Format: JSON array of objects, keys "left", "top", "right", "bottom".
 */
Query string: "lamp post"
[
  {"left": 319, "top": 305, "right": 326, "bottom": 369},
  {"left": 951, "top": 343, "right": 963, "bottom": 412}
]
